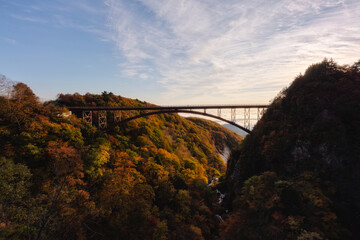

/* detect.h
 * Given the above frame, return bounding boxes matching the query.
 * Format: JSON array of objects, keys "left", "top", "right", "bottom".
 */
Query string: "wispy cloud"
[
  {"left": 105, "top": 0, "right": 360, "bottom": 104},
  {"left": 10, "top": 14, "right": 47, "bottom": 24},
  {"left": 0, "top": 36, "right": 17, "bottom": 45},
  {"left": 7, "top": 1, "right": 108, "bottom": 39}
]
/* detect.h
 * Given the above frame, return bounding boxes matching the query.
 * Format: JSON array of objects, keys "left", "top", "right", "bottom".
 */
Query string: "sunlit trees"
[{"left": 0, "top": 83, "right": 242, "bottom": 239}]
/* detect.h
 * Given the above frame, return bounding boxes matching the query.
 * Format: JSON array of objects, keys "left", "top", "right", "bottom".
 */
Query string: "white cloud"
[{"left": 105, "top": 0, "right": 360, "bottom": 104}]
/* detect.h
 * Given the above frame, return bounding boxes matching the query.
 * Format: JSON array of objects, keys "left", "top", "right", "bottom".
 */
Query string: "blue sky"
[{"left": 1, "top": 0, "right": 359, "bottom": 105}]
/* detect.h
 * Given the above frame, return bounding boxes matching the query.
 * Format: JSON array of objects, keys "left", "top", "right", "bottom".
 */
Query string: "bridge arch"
[
  {"left": 66, "top": 104, "right": 268, "bottom": 133},
  {"left": 120, "top": 109, "right": 251, "bottom": 134}
]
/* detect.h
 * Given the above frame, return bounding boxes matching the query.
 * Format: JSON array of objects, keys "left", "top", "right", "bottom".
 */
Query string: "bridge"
[{"left": 66, "top": 105, "right": 269, "bottom": 133}]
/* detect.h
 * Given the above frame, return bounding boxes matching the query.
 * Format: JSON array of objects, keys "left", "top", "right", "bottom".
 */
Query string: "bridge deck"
[{"left": 66, "top": 104, "right": 269, "bottom": 111}]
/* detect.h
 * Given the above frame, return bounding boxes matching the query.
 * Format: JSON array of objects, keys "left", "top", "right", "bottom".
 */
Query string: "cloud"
[
  {"left": 71, "top": 0, "right": 106, "bottom": 15},
  {"left": 7, "top": 1, "right": 108, "bottom": 38},
  {"left": 0, "top": 36, "right": 17, "bottom": 45},
  {"left": 105, "top": 0, "right": 360, "bottom": 104},
  {"left": 10, "top": 14, "right": 47, "bottom": 24}
]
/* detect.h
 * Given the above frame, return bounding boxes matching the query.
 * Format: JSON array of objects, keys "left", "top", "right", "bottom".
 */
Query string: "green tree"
[{"left": 0, "top": 157, "right": 32, "bottom": 238}]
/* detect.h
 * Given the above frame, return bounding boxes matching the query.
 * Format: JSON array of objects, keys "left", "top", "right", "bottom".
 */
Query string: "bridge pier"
[
  {"left": 244, "top": 108, "right": 250, "bottom": 130},
  {"left": 257, "top": 107, "right": 265, "bottom": 120},
  {"left": 114, "top": 110, "right": 121, "bottom": 122},
  {"left": 231, "top": 108, "right": 236, "bottom": 122},
  {"left": 82, "top": 111, "right": 92, "bottom": 125},
  {"left": 99, "top": 111, "right": 107, "bottom": 129}
]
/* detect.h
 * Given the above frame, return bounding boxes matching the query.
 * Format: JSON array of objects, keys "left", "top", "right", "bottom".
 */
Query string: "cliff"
[{"left": 223, "top": 59, "right": 360, "bottom": 239}]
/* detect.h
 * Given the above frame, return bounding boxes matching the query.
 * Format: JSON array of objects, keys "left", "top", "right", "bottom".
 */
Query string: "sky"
[{"left": 1, "top": 0, "right": 360, "bottom": 105}]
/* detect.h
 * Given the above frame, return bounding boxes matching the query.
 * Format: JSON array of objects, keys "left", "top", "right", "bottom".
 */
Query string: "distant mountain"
[{"left": 222, "top": 123, "right": 248, "bottom": 137}]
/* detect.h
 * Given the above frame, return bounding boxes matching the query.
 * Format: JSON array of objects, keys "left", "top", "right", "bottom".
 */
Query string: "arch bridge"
[{"left": 66, "top": 105, "right": 269, "bottom": 134}]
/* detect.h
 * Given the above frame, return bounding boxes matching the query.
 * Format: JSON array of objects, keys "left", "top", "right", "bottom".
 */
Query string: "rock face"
[{"left": 224, "top": 60, "right": 360, "bottom": 239}]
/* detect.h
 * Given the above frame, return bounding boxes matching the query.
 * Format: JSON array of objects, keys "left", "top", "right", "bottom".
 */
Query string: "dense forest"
[
  {"left": 1, "top": 59, "right": 359, "bottom": 240},
  {"left": 223, "top": 59, "right": 360, "bottom": 240},
  {"left": 0, "top": 79, "right": 242, "bottom": 240}
]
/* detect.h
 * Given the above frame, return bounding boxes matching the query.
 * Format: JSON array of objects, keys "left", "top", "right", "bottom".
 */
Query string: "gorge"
[{"left": 0, "top": 59, "right": 359, "bottom": 239}]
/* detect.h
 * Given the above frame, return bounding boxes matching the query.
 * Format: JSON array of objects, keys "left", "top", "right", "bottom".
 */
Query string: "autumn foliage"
[
  {"left": 0, "top": 81, "right": 241, "bottom": 239},
  {"left": 2, "top": 59, "right": 358, "bottom": 240}
]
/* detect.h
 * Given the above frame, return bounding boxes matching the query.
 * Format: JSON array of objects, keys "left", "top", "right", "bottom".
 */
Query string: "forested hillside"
[
  {"left": 0, "top": 81, "right": 242, "bottom": 240},
  {"left": 221, "top": 60, "right": 360, "bottom": 240},
  {"left": 2, "top": 59, "right": 359, "bottom": 240}
]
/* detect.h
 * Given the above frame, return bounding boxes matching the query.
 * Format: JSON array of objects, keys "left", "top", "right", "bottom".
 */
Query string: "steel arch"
[{"left": 119, "top": 109, "right": 251, "bottom": 133}]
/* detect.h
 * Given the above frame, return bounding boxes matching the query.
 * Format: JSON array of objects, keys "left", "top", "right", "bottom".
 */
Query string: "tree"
[
  {"left": 0, "top": 157, "right": 33, "bottom": 239},
  {"left": 0, "top": 82, "right": 39, "bottom": 129},
  {"left": 221, "top": 172, "right": 350, "bottom": 240},
  {"left": 0, "top": 74, "right": 13, "bottom": 98}
]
